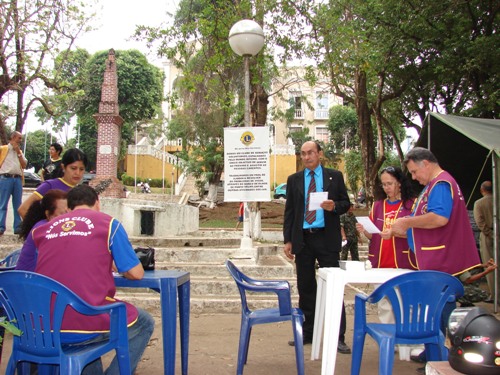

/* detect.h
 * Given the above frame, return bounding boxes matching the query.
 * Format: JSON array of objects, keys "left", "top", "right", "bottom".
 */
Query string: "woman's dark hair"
[
  {"left": 18, "top": 190, "right": 68, "bottom": 241},
  {"left": 374, "top": 166, "right": 414, "bottom": 209},
  {"left": 61, "top": 148, "right": 88, "bottom": 169}
]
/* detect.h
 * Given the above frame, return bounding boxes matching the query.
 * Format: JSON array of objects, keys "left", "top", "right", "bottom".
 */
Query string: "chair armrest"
[
  {"left": 354, "top": 293, "right": 368, "bottom": 327},
  {"left": 64, "top": 299, "right": 129, "bottom": 341},
  {"left": 237, "top": 276, "right": 293, "bottom": 316}
]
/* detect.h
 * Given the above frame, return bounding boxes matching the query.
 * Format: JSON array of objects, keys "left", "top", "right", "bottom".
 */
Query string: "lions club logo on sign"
[{"left": 240, "top": 131, "right": 255, "bottom": 146}]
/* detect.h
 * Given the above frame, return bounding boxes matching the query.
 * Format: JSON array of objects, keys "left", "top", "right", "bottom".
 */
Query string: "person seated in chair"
[{"left": 32, "top": 184, "right": 154, "bottom": 375}]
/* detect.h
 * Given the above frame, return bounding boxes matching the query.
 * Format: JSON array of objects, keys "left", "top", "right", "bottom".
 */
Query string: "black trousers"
[{"left": 295, "top": 231, "right": 347, "bottom": 342}]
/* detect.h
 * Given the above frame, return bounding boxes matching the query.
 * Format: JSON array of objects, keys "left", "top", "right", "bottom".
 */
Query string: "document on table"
[
  {"left": 308, "top": 192, "right": 328, "bottom": 210},
  {"left": 356, "top": 216, "right": 381, "bottom": 234}
]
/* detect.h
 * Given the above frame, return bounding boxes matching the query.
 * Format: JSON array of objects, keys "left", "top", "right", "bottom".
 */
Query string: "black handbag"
[{"left": 134, "top": 247, "right": 155, "bottom": 270}]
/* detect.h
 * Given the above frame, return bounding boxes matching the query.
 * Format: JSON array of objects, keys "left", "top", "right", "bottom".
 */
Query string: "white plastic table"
[{"left": 311, "top": 267, "right": 414, "bottom": 375}]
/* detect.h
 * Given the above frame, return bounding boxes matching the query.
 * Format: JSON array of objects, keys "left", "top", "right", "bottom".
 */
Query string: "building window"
[
  {"left": 315, "top": 126, "right": 329, "bottom": 142},
  {"left": 315, "top": 91, "right": 329, "bottom": 119},
  {"left": 289, "top": 125, "right": 303, "bottom": 134},
  {"left": 289, "top": 91, "right": 303, "bottom": 119}
]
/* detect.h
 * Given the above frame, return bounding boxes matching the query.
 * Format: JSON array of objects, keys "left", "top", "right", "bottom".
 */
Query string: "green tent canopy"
[{"left": 415, "top": 112, "right": 500, "bottom": 307}]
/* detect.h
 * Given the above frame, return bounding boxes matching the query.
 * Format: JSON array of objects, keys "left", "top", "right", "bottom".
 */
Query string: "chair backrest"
[
  {"left": 0, "top": 271, "right": 92, "bottom": 357},
  {"left": 0, "top": 249, "right": 21, "bottom": 270},
  {"left": 226, "top": 260, "right": 251, "bottom": 314},
  {"left": 368, "top": 271, "right": 464, "bottom": 339}
]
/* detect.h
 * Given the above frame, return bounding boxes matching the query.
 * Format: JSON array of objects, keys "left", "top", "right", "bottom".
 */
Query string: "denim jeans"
[
  {"left": 71, "top": 308, "right": 155, "bottom": 375},
  {"left": 0, "top": 176, "right": 23, "bottom": 232}
]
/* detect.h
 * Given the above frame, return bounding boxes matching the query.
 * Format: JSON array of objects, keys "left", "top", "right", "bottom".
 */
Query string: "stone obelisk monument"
[{"left": 91, "top": 49, "right": 126, "bottom": 198}]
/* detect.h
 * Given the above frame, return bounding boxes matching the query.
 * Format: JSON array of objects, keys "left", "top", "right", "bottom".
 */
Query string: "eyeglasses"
[
  {"left": 381, "top": 166, "right": 396, "bottom": 173},
  {"left": 380, "top": 182, "right": 396, "bottom": 188}
]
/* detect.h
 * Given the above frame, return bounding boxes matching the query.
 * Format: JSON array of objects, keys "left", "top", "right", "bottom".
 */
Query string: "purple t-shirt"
[
  {"left": 15, "top": 219, "right": 48, "bottom": 272},
  {"left": 34, "top": 178, "right": 74, "bottom": 199}
]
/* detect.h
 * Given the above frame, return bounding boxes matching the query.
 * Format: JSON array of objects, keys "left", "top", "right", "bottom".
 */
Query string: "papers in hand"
[
  {"left": 308, "top": 192, "right": 328, "bottom": 211},
  {"left": 356, "top": 216, "right": 381, "bottom": 234}
]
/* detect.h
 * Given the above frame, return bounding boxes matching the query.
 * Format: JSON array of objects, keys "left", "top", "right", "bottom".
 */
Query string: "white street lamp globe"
[{"left": 228, "top": 19, "right": 265, "bottom": 57}]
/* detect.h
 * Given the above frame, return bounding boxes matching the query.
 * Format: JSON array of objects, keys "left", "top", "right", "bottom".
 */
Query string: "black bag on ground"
[{"left": 134, "top": 247, "right": 155, "bottom": 270}]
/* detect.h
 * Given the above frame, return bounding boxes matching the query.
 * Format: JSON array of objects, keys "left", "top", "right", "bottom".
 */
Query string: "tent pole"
[
  {"left": 492, "top": 153, "right": 498, "bottom": 313},
  {"left": 427, "top": 114, "right": 431, "bottom": 149},
  {"left": 466, "top": 150, "right": 492, "bottom": 207}
]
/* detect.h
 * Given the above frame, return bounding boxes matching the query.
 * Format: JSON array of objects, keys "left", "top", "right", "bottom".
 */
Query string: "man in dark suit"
[{"left": 283, "top": 140, "right": 351, "bottom": 353}]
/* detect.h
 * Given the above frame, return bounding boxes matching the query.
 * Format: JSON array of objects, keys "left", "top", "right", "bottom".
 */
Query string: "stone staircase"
[
  {"left": 0, "top": 231, "right": 370, "bottom": 314},
  {"left": 117, "top": 234, "right": 299, "bottom": 314}
]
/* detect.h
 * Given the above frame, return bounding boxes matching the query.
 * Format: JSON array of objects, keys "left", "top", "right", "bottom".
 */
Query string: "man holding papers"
[{"left": 283, "top": 140, "right": 351, "bottom": 353}]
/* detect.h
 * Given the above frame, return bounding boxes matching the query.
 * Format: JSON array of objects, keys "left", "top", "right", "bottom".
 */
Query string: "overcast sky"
[
  {"left": 24, "top": 0, "right": 176, "bottom": 142},
  {"left": 75, "top": 0, "right": 176, "bottom": 64}
]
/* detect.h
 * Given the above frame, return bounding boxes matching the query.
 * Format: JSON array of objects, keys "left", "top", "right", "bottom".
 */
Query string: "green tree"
[
  {"left": 75, "top": 49, "right": 164, "bottom": 168},
  {"left": 327, "top": 106, "right": 359, "bottom": 151},
  {"left": 34, "top": 48, "right": 90, "bottom": 143},
  {"left": 267, "top": 0, "right": 498, "bottom": 201},
  {"left": 0, "top": 0, "right": 95, "bottom": 143},
  {"left": 136, "top": 0, "right": 271, "bottom": 204},
  {"left": 24, "top": 130, "right": 53, "bottom": 173}
]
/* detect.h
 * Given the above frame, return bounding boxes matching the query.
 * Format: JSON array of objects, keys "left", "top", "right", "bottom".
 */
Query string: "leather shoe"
[
  {"left": 337, "top": 341, "right": 351, "bottom": 354},
  {"left": 410, "top": 351, "right": 426, "bottom": 363},
  {"left": 288, "top": 337, "right": 312, "bottom": 346},
  {"left": 410, "top": 355, "right": 425, "bottom": 363}
]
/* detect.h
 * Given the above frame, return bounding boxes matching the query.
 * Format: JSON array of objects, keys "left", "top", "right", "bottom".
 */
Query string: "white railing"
[
  {"left": 128, "top": 144, "right": 184, "bottom": 167},
  {"left": 315, "top": 109, "right": 329, "bottom": 119},
  {"left": 271, "top": 144, "right": 296, "bottom": 155}
]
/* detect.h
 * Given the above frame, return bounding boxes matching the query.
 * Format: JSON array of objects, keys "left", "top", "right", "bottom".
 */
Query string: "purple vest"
[
  {"left": 33, "top": 209, "right": 138, "bottom": 333},
  {"left": 409, "top": 171, "right": 481, "bottom": 275},
  {"left": 369, "top": 199, "right": 417, "bottom": 269}
]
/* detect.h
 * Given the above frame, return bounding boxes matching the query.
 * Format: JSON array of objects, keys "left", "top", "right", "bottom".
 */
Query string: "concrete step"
[
  {"left": 116, "top": 278, "right": 298, "bottom": 300},
  {"left": 115, "top": 282, "right": 378, "bottom": 315},
  {"left": 154, "top": 256, "right": 296, "bottom": 278},
  {"left": 128, "top": 236, "right": 242, "bottom": 248}
]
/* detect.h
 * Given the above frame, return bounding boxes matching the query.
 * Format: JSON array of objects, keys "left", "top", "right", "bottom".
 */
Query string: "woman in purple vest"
[
  {"left": 18, "top": 148, "right": 87, "bottom": 218},
  {"left": 15, "top": 189, "right": 68, "bottom": 271},
  {"left": 356, "top": 166, "right": 417, "bottom": 270}
]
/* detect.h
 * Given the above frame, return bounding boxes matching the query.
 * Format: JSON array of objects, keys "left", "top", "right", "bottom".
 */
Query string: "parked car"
[
  {"left": 273, "top": 183, "right": 287, "bottom": 199},
  {"left": 82, "top": 172, "right": 96, "bottom": 185},
  {"left": 23, "top": 171, "right": 42, "bottom": 188}
]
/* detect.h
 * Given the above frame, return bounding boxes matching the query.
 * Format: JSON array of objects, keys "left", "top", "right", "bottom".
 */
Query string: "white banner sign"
[{"left": 224, "top": 127, "right": 271, "bottom": 202}]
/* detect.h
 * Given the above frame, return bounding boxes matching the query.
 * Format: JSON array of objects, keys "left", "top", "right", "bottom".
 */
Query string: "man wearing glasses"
[
  {"left": 283, "top": 140, "right": 351, "bottom": 353},
  {"left": 0, "top": 131, "right": 27, "bottom": 235}
]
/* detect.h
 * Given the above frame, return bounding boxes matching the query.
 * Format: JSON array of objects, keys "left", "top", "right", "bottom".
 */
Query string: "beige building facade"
[{"left": 125, "top": 64, "right": 344, "bottom": 187}]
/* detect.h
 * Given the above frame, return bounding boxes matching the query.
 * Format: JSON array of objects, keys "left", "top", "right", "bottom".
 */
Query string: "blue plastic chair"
[
  {"left": 0, "top": 249, "right": 21, "bottom": 271},
  {"left": 0, "top": 249, "right": 21, "bottom": 366},
  {"left": 0, "top": 271, "right": 131, "bottom": 374},
  {"left": 225, "top": 260, "right": 304, "bottom": 375},
  {"left": 351, "top": 270, "right": 464, "bottom": 375}
]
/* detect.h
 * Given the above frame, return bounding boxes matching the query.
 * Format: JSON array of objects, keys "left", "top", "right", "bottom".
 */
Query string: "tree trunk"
[{"left": 354, "top": 69, "right": 377, "bottom": 205}]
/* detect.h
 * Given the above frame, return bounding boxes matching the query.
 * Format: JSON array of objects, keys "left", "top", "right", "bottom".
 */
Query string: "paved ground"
[{"left": 5, "top": 304, "right": 498, "bottom": 375}]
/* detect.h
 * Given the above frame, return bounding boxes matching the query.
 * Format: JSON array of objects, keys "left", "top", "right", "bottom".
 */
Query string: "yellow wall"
[
  {"left": 126, "top": 153, "right": 297, "bottom": 185},
  {"left": 125, "top": 153, "right": 346, "bottom": 187},
  {"left": 269, "top": 154, "right": 297, "bottom": 186},
  {"left": 125, "top": 154, "right": 178, "bottom": 182}
]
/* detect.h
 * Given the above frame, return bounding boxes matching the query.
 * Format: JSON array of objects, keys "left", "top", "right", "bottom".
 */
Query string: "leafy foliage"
[
  {"left": 0, "top": 317, "right": 22, "bottom": 346},
  {"left": 75, "top": 50, "right": 164, "bottom": 168},
  {"left": 0, "top": 0, "right": 96, "bottom": 143},
  {"left": 24, "top": 130, "right": 54, "bottom": 173}
]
